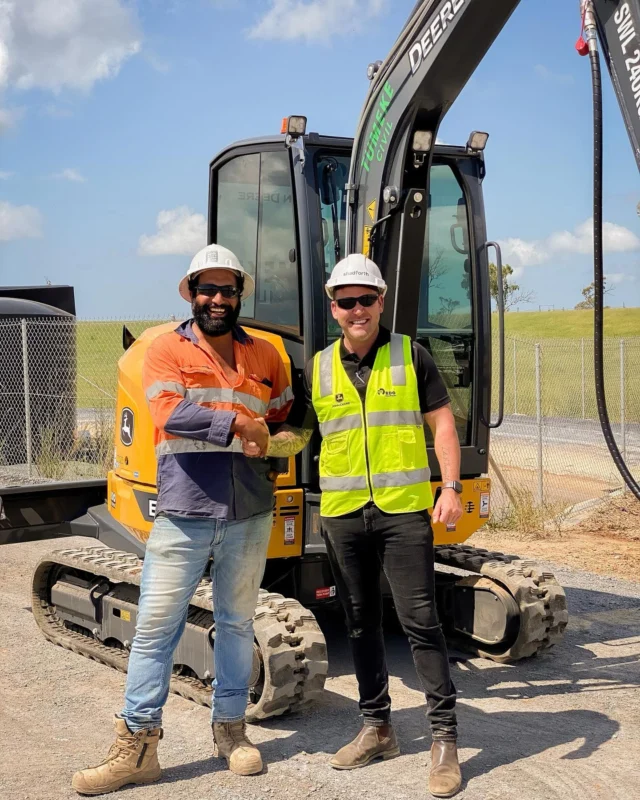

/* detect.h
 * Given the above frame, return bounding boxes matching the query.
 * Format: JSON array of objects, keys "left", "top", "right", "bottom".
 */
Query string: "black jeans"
[{"left": 322, "top": 503, "right": 457, "bottom": 740}]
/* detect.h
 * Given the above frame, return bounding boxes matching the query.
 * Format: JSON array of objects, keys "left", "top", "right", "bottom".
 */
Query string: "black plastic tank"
[{"left": 0, "top": 297, "right": 76, "bottom": 468}]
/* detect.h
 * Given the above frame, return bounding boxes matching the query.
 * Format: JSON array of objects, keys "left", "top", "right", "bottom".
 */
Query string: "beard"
[{"left": 192, "top": 299, "right": 242, "bottom": 337}]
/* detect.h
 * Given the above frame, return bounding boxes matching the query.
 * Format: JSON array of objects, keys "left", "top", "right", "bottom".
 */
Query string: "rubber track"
[
  {"left": 31, "top": 546, "right": 328, "bottom": 723},
  {"left": 434, "top": 544, "right": 569, "bottom": 662}
]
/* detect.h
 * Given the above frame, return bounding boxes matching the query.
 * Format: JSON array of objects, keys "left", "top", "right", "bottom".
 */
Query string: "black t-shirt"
[{"left": 287, "top": 326, "right": 450, "bottom": 430}]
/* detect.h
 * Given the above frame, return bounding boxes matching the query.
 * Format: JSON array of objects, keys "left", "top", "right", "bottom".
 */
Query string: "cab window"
[
  {"left": 215, "top": 150, "right": 299, "bottom": 332},
  {"left": 417, "top": 164, "right": 474, "bottom": 445}
]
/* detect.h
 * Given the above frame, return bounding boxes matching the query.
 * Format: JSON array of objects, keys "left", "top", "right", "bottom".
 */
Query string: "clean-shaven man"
[{"left": 246, "top": 254, "right": 463, "bottom": 798}]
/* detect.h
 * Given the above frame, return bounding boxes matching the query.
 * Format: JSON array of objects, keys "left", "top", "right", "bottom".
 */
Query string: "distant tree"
[
  {"left": 438, "top": 297, "right": 461, "bottom": 315},
  {"left": 489, "top": 262, "right": 535, "bottom": 311},
  {"left": 426, "top": 246, "right": 449, "bottom": 290},
  {"left": 575, "top": 278, "right": 612, "bottom": 309}
]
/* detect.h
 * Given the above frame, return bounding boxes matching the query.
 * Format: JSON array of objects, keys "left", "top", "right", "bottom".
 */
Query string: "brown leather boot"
[
  {"left": 428, "top": 740, "right": 462, "bottom": 798},
  {"left": 329, "top": 724, "right": 400, "bottom": 770},
  {"left": 71, "top": 717, "right": 162, "bottom": 796},
  {"left": 212, "top": 720, "right": 263, "bottom": 775}
]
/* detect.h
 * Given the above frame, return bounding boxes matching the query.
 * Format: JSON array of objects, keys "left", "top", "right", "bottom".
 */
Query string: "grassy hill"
[{"left": 500, "top": 307, "right": 640, "bottom": 339}]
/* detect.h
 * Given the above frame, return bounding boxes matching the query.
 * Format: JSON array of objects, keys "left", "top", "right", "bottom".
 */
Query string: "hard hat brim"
[
  {"left": 179, "top": 267, "right": 255, "bottom": 302},
  {"left": 325, "top": 282, "right": 388, "bottom": 299}
]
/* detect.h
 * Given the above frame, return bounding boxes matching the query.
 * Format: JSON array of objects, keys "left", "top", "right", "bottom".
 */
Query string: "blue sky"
[{"left": 1, "top": 0, "right": 639, "bottom": 317}]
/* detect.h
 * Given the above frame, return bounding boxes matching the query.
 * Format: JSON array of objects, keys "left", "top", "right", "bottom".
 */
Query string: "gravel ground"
[{"left": 1, "top": 537, "right": 640, "bottom": 800}]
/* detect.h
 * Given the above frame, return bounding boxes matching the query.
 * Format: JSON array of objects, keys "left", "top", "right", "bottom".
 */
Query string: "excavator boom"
[{"left": 347, "top": 0, "right": 640, "bottom": 321}]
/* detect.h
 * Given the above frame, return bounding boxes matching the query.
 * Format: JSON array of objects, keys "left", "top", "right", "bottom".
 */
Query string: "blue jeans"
[{"left": 120, "top": 510, "right": 272, "bottom": 731}]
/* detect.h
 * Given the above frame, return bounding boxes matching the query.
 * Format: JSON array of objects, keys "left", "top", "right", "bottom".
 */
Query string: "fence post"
[
  {"left": 536, "top": 342, "right": 543, "bottom": 508},
  {"left": 621, "top": 338, "right": 626, "bottom": 492},
  {"left": 513, "top": 338, "right": 517, "bottom": 414},
  {"left": 21, "top": 318, "right": 33, "bottom": 478},
  {"left": 581, "top": 337, "right": 586, "bottom": 419}
]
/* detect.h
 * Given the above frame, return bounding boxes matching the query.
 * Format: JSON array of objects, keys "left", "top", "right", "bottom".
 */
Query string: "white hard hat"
[
  {"left": 325, "top": 253, "right": 387, "bottom": 299},
  {"left": 179, "top": 244, "right": 255, "bottom": 302}
]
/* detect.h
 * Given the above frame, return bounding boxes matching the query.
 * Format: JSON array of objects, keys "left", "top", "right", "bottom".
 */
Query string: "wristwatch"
[{"left": 441, "top": 480, "right": 463, "bottom": 494}]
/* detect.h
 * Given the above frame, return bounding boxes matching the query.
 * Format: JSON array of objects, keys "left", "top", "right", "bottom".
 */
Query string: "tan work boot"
[
  {"left": 212, "top": 720, "right": 263, "bottom": 775},
  {"left": 71, "top": 717, "right": 162, "bottom": 796},
  {"left": 329, "top": 723, "right": 400, "bottom": 769},
  {"left": 428, "top": 740, "right": 462, "bottom": 798}
]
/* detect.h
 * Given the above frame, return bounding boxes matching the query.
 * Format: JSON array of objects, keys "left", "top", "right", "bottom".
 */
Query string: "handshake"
[{"left": 234, "top": 413, "right": 270, "bottom": 458}]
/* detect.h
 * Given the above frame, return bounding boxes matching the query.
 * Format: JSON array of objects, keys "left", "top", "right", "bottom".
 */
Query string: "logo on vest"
[
  {"left": 335, "top": 393, "right": 343, "bottom": 402},
  {"left": 377, "top": 387, "right": 396, "bottom": 397}
]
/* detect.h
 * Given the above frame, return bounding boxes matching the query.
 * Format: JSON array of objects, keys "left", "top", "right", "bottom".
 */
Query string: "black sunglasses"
[
  {"left": 194, "top": 283, "right": 241, "bottom": 299},
  {"left": 335, "top": 293, "right": 379, "bottom": 310}
]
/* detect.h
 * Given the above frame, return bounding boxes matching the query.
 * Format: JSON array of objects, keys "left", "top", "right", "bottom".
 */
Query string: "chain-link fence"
[
  {"left": 0, "top": 318, "right": 171, "bottom": 486},
  {"left": 489, "top": 335, "right": 640, "bottom": 523},
  {"left": 1, "top": 318, "right": 638, "bottom": 525}
]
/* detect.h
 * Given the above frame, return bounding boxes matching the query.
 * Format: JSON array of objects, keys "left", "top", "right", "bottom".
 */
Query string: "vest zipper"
[{"left": 359, "top": 384, "right": 374, "bottom": 501}]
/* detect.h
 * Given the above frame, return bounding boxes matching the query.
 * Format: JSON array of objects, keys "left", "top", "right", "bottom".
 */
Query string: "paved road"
[
  {"left": 1, "top": 537, "right": 639, "bottom": 800},
  {"left": 493, "top": 415, "right": 640, "bottom": 457}
]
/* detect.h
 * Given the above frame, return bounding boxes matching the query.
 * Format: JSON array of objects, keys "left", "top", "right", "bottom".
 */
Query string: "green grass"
[
  {"left": 72, "top": 312, "right": 640, "bottom": 425},
  {"left": 494, "top": 337, "right": 640, "bottom": 422},
  {"left": 486, "top": 308, "right": 640, "bottom": 422},
  {"left": 76, "top": 320, "right": 170, "bottom": 407},
  {"left": 500, "top": 307, "right": 640, "bottom": 339}
]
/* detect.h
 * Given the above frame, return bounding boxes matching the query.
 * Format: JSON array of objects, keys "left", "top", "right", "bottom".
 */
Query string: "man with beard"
[{"left": 72, "top": 244, "right": 293, "bottom": 796}]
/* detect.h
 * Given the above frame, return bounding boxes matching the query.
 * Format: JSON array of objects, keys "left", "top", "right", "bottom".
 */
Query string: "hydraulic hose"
[{"left": 587, "top": 28, "right": 640, "bottom": 500}]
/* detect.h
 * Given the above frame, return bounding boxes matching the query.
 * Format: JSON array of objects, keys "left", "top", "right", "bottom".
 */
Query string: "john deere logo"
[
  {"left": 377, "top": 388, "right": 396, "bottom": 397},
  {"left": 120, "top": 407, "right": 134, "bottom": 446},
  {"left": 335, "top": 393, "right": 344, "bottom": 402}
]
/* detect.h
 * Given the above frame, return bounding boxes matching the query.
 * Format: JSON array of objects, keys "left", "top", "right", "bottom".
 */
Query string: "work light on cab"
[
  {"left": 466, "top": 131, "right": 489, "bottom": 152},
  {"left": 412, "top": 130, "right": 433, "bottom": 152},
  {"left": 281, "top": 115, "right": 307, "bottom": 139}
]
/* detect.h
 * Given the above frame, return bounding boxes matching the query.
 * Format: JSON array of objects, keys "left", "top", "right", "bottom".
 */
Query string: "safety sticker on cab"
[{"left": 284, "top": 517, "right": 296, "bottom": 545}]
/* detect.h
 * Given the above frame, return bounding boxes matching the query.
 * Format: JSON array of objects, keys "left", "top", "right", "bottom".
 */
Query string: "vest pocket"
[
  {"left": 398, "top": 429, "right": 417, "bottom": 470},
  {"left": 321, "top": 433, "right": 352, "bottom": 477},
  {"left": 377, "top": 429, "right": 416, "bottom": 473}
]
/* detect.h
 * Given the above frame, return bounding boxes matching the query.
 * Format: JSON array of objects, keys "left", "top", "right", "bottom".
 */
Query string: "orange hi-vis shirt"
[{"left": 142, "top": 320, "right": 293, "bottom": 520}]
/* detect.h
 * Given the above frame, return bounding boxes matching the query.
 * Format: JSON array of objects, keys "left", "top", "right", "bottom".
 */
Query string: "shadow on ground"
[{"left": 259, "top": 582, "right": 640, "bottom": 777}]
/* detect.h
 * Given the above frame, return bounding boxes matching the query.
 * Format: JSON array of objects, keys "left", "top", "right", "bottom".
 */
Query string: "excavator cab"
[{"left": 208, "top": 132, "right": 494, "bottom": 541}]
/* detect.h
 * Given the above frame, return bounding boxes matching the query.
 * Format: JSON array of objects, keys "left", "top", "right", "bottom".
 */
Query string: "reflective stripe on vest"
[{"left": 312, "top": 333, "right": 433, "bottom": 517}]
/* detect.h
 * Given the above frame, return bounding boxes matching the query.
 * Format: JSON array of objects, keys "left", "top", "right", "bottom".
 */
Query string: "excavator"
[{"left": 2, "top": 0, "right": 640, "bottom": 723}]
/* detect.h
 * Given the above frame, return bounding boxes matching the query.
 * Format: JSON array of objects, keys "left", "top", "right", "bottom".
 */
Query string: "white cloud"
[
  {"left": 51, "top": 168, "right": 86, "bottom": 182},
  {"left": 499, "top": 217, "right": 640, "bottom": 269},
  {"left": 138, "top": 206, "right": 206, "bottom": 256},
  {"left": 0, "top": 200, "right": 43, "bottom": 240},
  {"left": 499, "top": 237, "right": 549, "bottom": 268},
  {"left": 0, "top": 0, "right": 141, "bottom": 93},
  {"left": 0, "top": 170, "right": 13, "bottom": 179},
  {"left": 0, "top": 105, "right": 24, "bottom": 132},
  {"left": 605, "top": 272, "right": 636, "bottom": 285},
  {"left": 550, "top": 218, "right": 640, "bottom": 254},
  {"left": 534, "top": 64, "right": 574, "bottom": 86},
  {"left": 248, "top": 0, "right": 387, "bottom": 42}
]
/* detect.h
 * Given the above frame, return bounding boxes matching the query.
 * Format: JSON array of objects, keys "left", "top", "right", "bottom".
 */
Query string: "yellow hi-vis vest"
[{"left": 312, "top": 333, "right": 434, "bottom": 518}]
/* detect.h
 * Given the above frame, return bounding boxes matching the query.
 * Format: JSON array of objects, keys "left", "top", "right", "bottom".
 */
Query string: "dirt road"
[{"left": 1, "top": 537, "right": 639, "bottom": 800}]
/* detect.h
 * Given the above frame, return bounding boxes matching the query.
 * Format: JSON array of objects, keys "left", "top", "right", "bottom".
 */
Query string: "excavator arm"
[
  {"left": 347, "top": 0, "right": 640, "bottom": 499},
  {"left": 347, "top": 0, "right": 640, "bottom": 335}
]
